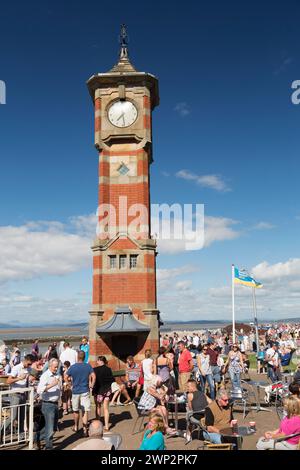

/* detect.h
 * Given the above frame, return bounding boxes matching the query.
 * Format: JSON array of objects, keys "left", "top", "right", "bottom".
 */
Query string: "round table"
[{"left": 220, "top": 425, "right": 256, "bottom": 450}]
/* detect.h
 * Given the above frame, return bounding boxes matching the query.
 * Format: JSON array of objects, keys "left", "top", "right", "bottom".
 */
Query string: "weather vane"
[{"left": 119, "top": 24, "right": 129, "bottom": 59}]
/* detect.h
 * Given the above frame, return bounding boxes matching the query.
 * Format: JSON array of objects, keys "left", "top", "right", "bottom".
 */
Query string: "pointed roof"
[
  {"left": 87, "top": 25, "right": 159, "bottom": 108},
  {"left": 96, "top": 306, "right": 150, "bottom": 334},
  {"left": 108, "top": 24, "right": 138, "bottom": 74}
]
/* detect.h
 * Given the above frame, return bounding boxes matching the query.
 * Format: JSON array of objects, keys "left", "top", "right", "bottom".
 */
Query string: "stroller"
[{"left": 263, "top": 382, "right": 289, "bottom": 420}]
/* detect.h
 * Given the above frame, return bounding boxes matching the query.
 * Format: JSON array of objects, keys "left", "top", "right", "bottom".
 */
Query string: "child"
[{"left": 62, "top": 361, "right": 72, "bottom": 415}]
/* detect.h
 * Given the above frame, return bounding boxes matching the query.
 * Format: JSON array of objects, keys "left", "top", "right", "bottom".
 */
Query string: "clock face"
[{"left": 108, "top": 100, "right": 138, "bottom": 128}]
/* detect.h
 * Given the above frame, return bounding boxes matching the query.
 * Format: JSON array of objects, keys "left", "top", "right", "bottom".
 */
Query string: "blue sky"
[{"left": 0, "top": 0, "right": 300, "bottom": 324}]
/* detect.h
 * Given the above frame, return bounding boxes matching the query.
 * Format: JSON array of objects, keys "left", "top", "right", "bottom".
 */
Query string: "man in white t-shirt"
[
  {"left": 192, "top": 334, "right": 200, "bottom": 349},
  {"left": 6, "top": 354, "right": 35, "bottom": 433},
  {"left": 59, "top": 342, "right": 78, "bottom": 366}
]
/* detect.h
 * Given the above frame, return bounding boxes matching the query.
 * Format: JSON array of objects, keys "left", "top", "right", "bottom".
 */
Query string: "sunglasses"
[{"left": 203, "top": 349, "right": 208, "bottom": 351}]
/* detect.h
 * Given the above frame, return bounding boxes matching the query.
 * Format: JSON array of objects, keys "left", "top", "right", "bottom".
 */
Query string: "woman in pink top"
[{"left": 256, "top": 396, "right": 300, "bottom": 450}]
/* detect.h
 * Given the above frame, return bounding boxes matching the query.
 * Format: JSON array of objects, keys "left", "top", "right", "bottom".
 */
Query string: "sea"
[{"left": 0, "top": 322, "right": 227, "bottom": 342}]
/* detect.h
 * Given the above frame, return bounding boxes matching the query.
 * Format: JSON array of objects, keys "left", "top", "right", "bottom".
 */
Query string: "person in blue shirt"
[
  {"left": 66, "top": 350, "right": 95, "bottom": 436},
  {"left": 139, "top": 414, "right": 166, "bottom": 450},
  {"left": 80, "top": 337, "right": 90, "bottom": 363}
]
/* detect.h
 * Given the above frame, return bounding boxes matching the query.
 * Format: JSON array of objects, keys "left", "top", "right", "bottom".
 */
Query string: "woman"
[
  {"left": 139, "top": 413, "right": 166, "bottom": 450},
  {"left": 137, "top": 375, "right": 176, "bottom": 435},
  {"left": 156, "top": 347, "right": 172, "bottom": 391},
  {"left": 256, "top": 396, "right": 300, "bottom": 450},
  {"left": 141, "top": 349, "right": 154, "bottom": 392},
  {"left": 197, "top": 345, "right": 215, "bottom": 399},
  {"left": 225, "top": 343, "right": 243, "bottom": 389},
  {"left": 62, "top": 361, "right": 72, "bottom": 415},
  {"left": 43, "top": 345, "right": 53, "bottom": 361},
  {"left": 93, "top": 356, "right": 114, "bottom": 431}
]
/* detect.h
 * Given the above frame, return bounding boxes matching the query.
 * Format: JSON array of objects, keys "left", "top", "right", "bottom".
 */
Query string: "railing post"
[{"left": 28, "top": 388, "right": 34, "bottom": 450}]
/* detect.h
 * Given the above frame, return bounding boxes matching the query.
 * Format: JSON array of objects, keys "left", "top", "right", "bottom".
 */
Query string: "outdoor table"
[
  {"left": 166, "top": 395, "right": 186, "bottom": 437},
  {"left": 247, "top": 380, "right": 271, "bottom": 412},
  {"left": 220, "top": 425, "right": 256, "bottom": 450}
]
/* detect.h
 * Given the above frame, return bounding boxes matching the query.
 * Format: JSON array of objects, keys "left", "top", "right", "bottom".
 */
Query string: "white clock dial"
[{"left": 108, "top": 100, "right": 138, "bottom": 128}]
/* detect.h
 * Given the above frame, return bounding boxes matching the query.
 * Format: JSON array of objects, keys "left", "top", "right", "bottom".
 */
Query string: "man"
[
  {"left": 185, "top": 379, "right": 211, "bottom": 443},
  {"left": 177, "top": 341, "right": 193, "bottom": 392},
  {"left": 37, "top": 358, "right": 62, "bottom": 450},
  {"left": 266, "top": 342, "right": 280, "bottom": 383},
  {"left": 207, "top": 341, "right": 221, "bottom": 390},
  {"left": 203, "top": 389, "right": 233, "bottom": 444},
  {"left": 72, "top": 420, "right": 112, "bottom": 450},
  {"left": 59, "top": 342, "right": 78, "bottom": 366},
  {"left": 124, "top": 356, "right": 141, "bottom": 399},
  {"left": 6, "top": 353, "right": 35, "bottom": 434},
  {"left": 80, "top": 337, "right": 90, "bottom": 364},
  {"left": 192, "top": 333, "right": 200, "bottom": 349},
  {"left": 66, "top": 350, "right": 96, "bottom": 435}
]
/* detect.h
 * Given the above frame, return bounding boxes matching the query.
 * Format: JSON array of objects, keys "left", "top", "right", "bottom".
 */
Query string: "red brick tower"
[{"left": 87, "top": 26, "right": 160, "bottom": 369}]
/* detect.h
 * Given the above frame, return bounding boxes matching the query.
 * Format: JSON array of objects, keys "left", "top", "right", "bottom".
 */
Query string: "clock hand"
[
  {"left": 117, "top": 113, "right": 125, "bottom": 122},
  {"left": 122, "top": 115, "right": 125, "bottom": 126}
]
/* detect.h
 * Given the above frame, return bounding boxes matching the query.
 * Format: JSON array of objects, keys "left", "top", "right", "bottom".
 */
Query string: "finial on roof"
[
  {"left": 119, "top": 24, "right": 129, "bottom": 60},
  {"left": 109, "top": 24, "right": 137, "bottom": 73}
]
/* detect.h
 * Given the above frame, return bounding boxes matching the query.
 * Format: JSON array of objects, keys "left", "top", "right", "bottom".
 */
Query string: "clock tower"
[{"left": 87, "top": 26, "right": 160, "bottom": 369}]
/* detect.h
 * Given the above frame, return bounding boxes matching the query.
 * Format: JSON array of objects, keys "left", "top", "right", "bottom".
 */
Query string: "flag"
[{"left": 234, "top": 266, "right": 263, "bottom": 288}]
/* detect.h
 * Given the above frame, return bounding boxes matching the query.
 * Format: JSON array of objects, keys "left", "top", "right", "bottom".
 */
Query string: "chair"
[
  {"left": 131, "top": 398, "right": 150, "bottom": 435},
  {"left": 103, "top": 433, "right": 122, "bottom": 450},
  {"left": 185, "top": 409, "right": 206, "bottom": 443},
  {"left": 272, "top": 432, "right": 300, "bottom": 450},
  {"left": 229, "top": 387, "right": 250, "bottom": 419},
  {"left": 199, "top": 440, "right": 235, "bottom": 451}
]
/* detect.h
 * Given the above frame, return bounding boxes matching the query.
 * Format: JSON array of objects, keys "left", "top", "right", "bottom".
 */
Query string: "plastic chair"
[
  {"left": 229, "top": 387, "right": 250, "bottom": 419},
  {"left": 103, "top": 433, "right": 122, "bottom": 450},
  {"left": 131, "top": 398, "right": 150, "bottom": 435},
  {"left": 185, "top": 409, "right": 206, "bottom": 443},
  {"left": 272, "top": 431, "right": 300, "bottom": 450}
]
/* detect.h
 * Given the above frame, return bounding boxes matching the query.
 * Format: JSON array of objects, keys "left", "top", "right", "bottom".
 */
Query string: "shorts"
[
  {"left": 111, "top": 382, "right": 120, "bottom": 393},
  {"left": 96, "top": 389, "right": 112, "bottom": 404},
  {"left": 72, "top": 392, "right": 91, "bottom": 412}
]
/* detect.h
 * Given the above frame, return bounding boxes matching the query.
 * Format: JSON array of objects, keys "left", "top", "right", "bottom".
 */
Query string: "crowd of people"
[{"left": 0, "top": 323, "right": 299, "bottom": 451}]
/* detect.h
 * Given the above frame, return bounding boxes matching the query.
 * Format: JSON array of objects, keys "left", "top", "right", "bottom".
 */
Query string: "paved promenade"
[{"left": 49, "top": 372, "right": 279, "bottom": 451}]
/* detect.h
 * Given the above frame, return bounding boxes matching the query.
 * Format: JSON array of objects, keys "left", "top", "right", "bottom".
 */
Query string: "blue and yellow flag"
[{"left": 234, "top": 267, "right": 263, "bottom": 288}]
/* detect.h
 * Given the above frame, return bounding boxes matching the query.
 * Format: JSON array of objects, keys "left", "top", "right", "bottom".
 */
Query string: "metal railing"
[{"left": 0, "top": 387, "right": 34, "bottom": 449}]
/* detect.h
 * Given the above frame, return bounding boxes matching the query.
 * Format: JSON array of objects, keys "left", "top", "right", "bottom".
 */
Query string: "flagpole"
[
  {"left": 252, "top": 286, "right": 260, "bottom": 355},
  {"left": 232, "top": 264, "right": 236, "bottom": 343}
]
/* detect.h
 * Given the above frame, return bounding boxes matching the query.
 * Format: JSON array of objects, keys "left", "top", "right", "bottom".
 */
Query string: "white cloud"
[
  {"left": 252, "top": 258, "right": 300, "bottom": 281},
  {"left": 157, "top": 265, "right": 197, "bottom": 282},
  {"left": 204, "top": 216, "right": 240, "bottom": 247},
  {"left": 0, "top": 292, "right": 89, "bottom": 325},
  {"left": 252, "top": 222, "right": 276, "bottom": 230},
  {"left": 0, "top": 218, "right": 94, "bottom": 283},
  {"left": 174, "top": 102, "right": 190, "bottom": 117},
  {"left": 154, "top": 210, "right": 240, "bottom": 254},
  {"left": 175, "top": 280, "right": 192, "bottom": 291},
  {"left": 0, "top": 210, "right": 241, "bottom": 284},
  {"left": 176, "top": 169, "right": 231, "bottom": 192},
  {"left": 69, "top": 214, "right": 97, "bottom": 237}
]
